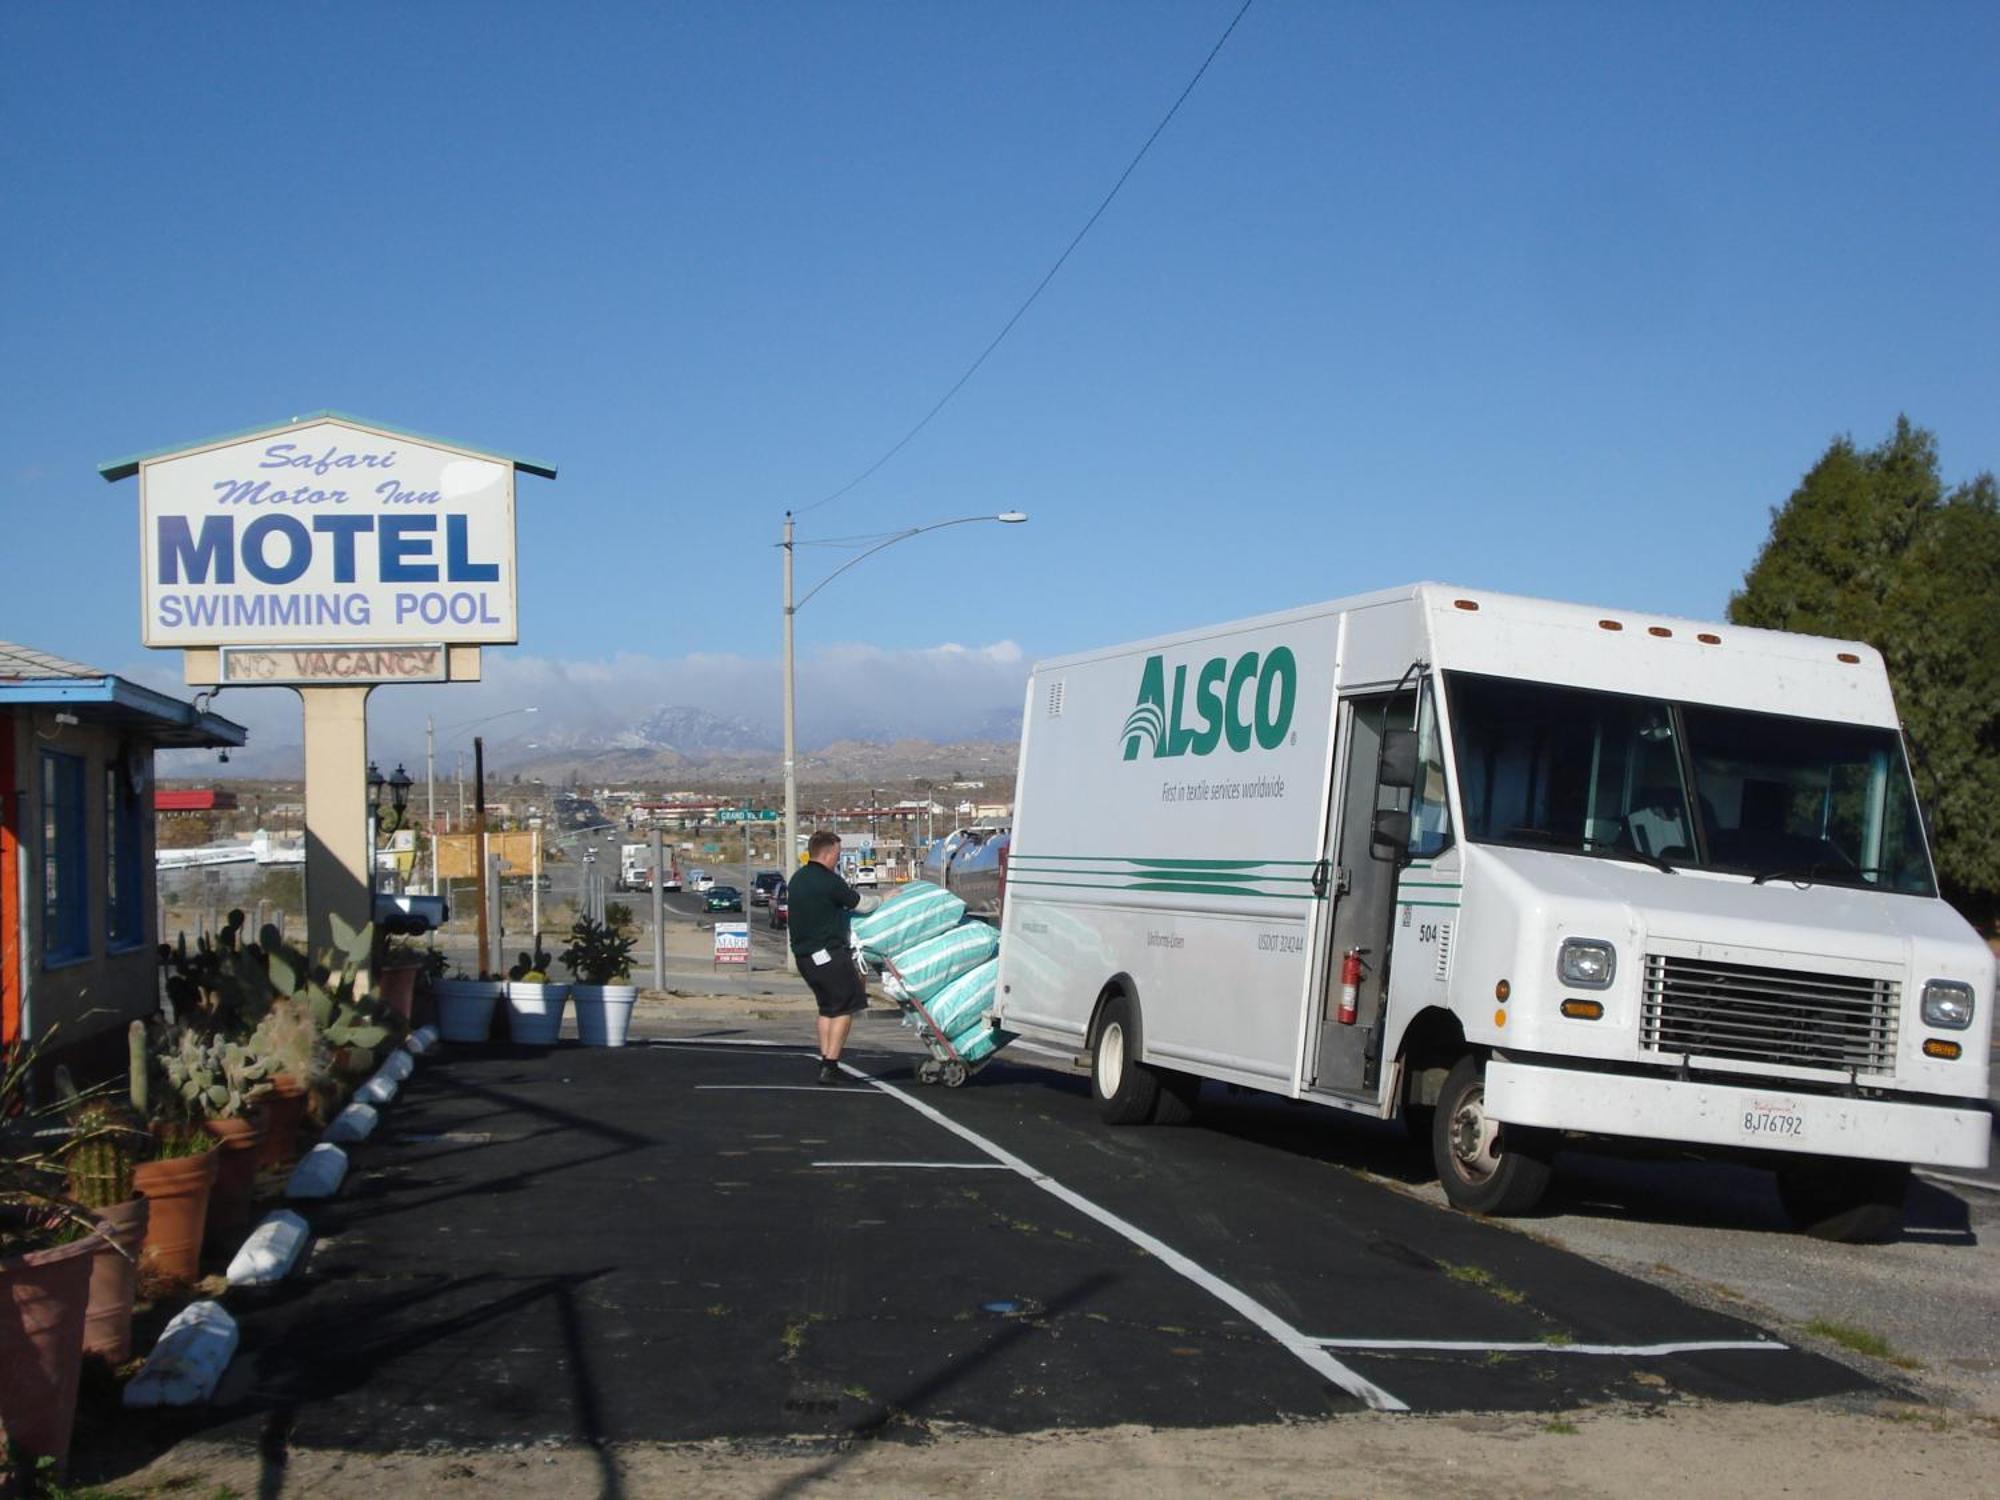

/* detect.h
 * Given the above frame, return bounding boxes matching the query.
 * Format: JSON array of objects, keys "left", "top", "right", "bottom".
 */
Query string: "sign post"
[{"left": 102, "top": 413, "right": 554, "bottom": 954}]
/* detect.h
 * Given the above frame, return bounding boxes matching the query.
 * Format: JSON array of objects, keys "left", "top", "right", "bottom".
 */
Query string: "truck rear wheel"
[
  {"left": 1776, "top": 1158, "right": 1908, "bottom": 1244},
  {"left": 1432, "top": 1055, "right": 1553, "bottom": 1217},
  {"left": 1092, "top": 993, "right": 1162, "bottom": 1125}
]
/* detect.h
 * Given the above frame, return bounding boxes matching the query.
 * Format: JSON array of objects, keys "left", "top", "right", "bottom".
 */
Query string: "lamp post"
[
  {"left": 366, "top": 760, "right": 412, "bottom": 892},
  {"left": 780, "top": 509, "right": 1026, "bottom": 965}
]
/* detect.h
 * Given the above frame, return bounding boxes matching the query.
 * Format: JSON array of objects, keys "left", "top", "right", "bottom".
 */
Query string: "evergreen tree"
[{"left": 1730, "top": 418, "right": 2000, "bottom": 926}]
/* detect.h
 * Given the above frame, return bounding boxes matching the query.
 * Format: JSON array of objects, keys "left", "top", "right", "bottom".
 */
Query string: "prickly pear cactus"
[{"left": 155, "top": 1022, "right": 275, "bottom": 1120}]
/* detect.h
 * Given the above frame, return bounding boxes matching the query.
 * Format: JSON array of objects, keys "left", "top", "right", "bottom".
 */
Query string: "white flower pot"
[
  {"left": 433, "top": 979, "right": 502, "bottom": 1043},
  {"left": 570, "top": 983, "right": 639, "bottom": 1047},
  {"left": 505, "top": 981, "right": 570, "bottom": 1046}
]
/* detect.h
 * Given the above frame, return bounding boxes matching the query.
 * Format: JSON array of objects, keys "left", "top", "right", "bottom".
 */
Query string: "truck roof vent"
[{"left": 1046, "top": 678, "right": 1065, "bottom": 719}]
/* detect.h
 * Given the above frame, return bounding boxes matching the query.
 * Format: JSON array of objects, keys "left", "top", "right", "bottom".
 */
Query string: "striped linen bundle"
[
  {"left": 948, "top": 1020, "right": 1013, "bottom": 1064},
  {"left": 882, "top": 921, "right": 1000, "bottom": 1004},
  {"left": 852, "top": 881, "right": 967, "bottom": 962},
  {"left": 922, "top": 956, "right": 999, "bottom": 1039}
]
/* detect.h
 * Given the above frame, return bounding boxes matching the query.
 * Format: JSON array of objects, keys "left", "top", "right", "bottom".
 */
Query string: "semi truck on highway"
[{"left": 993, "top": 583, "right": 1992, "bottom": 1241}]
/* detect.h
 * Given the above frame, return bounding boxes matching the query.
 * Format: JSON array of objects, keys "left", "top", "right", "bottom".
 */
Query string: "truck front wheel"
[
  {"left": 1432, "top": 1055, "right": 1554, "bottom": 1216},
  {"left": 1776, "top": 1158, "right": 1908, "bottom": 1244}
]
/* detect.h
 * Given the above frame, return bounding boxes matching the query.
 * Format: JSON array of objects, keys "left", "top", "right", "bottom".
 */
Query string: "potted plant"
[
  {"left": 246, "top": 996, "right": 330, "bottom": 1166},
  {"left": 153, "top": 1021, "right": 274, "bottom": 1252},
  {"left": 433, "top": 964, "right": 504, "bottom": 1044},
  {"left": 377, "top": 938, "right": 427, "bottom": 1022},
  {"left": 57, "top": 1094, "right": 149, "bottom": 1367},
  {"left": 125, "top": 1023, "right": 219, "bottom": 1290},
  {"left": 1, "top": 1036, "right": 109, "bottom": 1472},
  {"left": 560, "top": 918, "right": 640, "bottom": 1048},
  {"left": 504, "top": 940, "right": 568, "bottom": 1046}
]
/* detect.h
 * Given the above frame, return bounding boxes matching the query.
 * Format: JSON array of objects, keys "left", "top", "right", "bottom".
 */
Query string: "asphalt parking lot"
[{"left": 95, "top": 1019, "right": 1896, "bottom": 1476}]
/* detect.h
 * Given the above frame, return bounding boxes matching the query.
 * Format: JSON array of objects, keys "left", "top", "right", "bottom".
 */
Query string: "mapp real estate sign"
[{"left": 112, "top": 413, "right": 551, "bottom": 649}]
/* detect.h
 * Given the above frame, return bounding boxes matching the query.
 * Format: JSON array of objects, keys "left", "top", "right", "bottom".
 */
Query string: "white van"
[{"left": 995, "top": 583, "right": 1992, "bottom": 1240}]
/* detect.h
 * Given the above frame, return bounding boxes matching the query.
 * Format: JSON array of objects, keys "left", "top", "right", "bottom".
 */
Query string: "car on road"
[
  {"left": 851, "top": 864, "right": 879, "bottom": 887},
  {"left": 688, "top": 869, "right": 713, "bottom": 892},
  {"left": 750, "top": 870, "right": 784, "bottom": 906},
  {"left": 704, "top": 884, "right": 744, "bottom": 913},
  {"left": 659, "top": 867, "right": 682, "bottom": 892},
  {"left": 768, "top": 884, "right": 788, "bottom": 930}
]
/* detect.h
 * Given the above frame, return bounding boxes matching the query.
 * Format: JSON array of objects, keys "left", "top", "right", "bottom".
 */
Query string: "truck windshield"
[{"left": 1443, "top": 672, "right": 1935, "bottom": 896}]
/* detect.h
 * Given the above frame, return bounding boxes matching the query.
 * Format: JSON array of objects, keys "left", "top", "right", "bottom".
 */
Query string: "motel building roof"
[{"left": 0, "top": 642, "right": 247, "bottom": 749}]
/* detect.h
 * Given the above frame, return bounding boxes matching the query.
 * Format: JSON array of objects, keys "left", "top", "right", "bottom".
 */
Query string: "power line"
[{"left": 799, "top": 0, "right": 1256, "bottom": 515}]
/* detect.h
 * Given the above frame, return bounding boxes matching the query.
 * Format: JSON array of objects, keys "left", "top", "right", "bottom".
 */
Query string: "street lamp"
[
  {"left": 780, "top": 509, "right": 1027, "bottom": 966},
  {"left": 366, "top": 760, "right": 412, "bottom": 889}
]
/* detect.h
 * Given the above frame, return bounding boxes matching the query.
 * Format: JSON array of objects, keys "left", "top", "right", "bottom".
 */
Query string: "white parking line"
[
  {"left": 696, "top": 1085, "right": 892, "bottom": 1094},
  {"left": 1312, "top": 1337, "right": 1786, "bottom": 1357},
  {"left": 811, "top": 1160, "right": 1014, "bottom": 1170},
  {"left": 836, "top": 1060, "right": 1409, "bottom": 1412}
]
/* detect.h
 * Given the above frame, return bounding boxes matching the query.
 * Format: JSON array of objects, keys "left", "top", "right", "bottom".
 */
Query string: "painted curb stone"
[
  {"left": 407, "top": 1025, "right": 440, "bottom": 1055},
  {"left": 357, "top": 1072, "right": 399, "bottom": 1106},
  {"left": 380, "top": 1049, "right": 416, "bottom": 1081},
  {"left": 227, "top": 1210, "right": 311, "bottom": 1286},
  {"left": 124, "top": 1300, "right": 239, "bottom": 1407},
  {"left": 287, "top": 1142, "right": 349, "bottom": 1199},
  {"left": 323, "top": 1102, "right": 379, "bottom": 1143}
]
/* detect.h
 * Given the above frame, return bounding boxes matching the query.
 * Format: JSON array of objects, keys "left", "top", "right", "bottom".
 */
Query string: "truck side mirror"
[
  {"left": 1378, "top": 728, "right": 1418, "bottom": 790},
  {"left": 1371, "top": 808, "right": 1412, "bottom": 858}
]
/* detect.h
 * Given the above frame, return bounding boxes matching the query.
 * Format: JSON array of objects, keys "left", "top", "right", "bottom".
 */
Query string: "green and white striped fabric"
[
  {"left": 852, "top": 881, "right": 967, "bottom": 962},
  {"left": 923, "top": 955, "right": 999, "bottom": 1038},
  {"left": 882, "top": 921, "right": 1001, "bottom": 1003}
]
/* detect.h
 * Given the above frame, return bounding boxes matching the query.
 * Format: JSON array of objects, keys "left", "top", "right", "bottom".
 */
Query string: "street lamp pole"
[{"left": 780, "top": 509, "right": 1026, "bottom": 970}]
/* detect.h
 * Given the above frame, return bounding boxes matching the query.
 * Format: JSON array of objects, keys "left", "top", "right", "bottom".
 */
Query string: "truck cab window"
[{"left": 1444, "top": 673, "right": 1693, "bottom": 863}]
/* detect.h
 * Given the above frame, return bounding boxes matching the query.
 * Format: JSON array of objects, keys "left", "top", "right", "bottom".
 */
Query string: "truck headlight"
[
  {"left": 1557, "top": 938, "right": 1616, "bottom": 990},
  {"left": 1921, "top": 979, "right": 1975, "bottom": 1031}
]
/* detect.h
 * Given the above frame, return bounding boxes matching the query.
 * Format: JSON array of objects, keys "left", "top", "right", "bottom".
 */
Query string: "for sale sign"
[{"left": 713, "top": 921, "right": 750, "bottom": 966}]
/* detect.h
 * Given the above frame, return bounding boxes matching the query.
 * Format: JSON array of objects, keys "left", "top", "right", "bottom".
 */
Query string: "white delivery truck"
[{"left": 994, "top": 583, "right": 1992, "bottom": 1240}]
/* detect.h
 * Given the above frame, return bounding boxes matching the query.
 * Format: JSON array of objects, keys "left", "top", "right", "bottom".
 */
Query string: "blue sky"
[{"left": 3, "top": 1, "right": 1995, "bottom": 763}]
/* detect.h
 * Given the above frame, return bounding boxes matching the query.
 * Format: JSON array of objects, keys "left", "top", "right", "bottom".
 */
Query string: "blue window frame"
[
  {"left": 107, "top": 762, "right": 144, "bottom": 950},
  {"left": 41, "top": 750, "right": 88, "bottom": 964}
]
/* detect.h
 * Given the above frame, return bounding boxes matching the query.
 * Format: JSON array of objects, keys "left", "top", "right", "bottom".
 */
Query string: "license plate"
[{"left": 1741, "top": 1105, "right": 1805, "bottom": 1139}]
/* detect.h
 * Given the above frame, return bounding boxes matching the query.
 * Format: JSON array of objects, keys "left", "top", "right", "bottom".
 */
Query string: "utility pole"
[
  {"left": 425, "top": 714, "right": 435, "bottom": 890},
  {"left": 473, "top": 736, "right": 490, "bottom": 976}
]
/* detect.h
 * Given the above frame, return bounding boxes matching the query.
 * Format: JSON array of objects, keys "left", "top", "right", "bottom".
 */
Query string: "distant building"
[
  {"left": 0, "top": 642, "right": 245, "bottom": 1051},
  {"left": 154, "top": 788, "right": 239, "bottom": 814}
]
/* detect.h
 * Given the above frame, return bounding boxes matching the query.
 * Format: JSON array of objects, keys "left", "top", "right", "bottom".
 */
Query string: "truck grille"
[{"left": 1640, "top": 954, "right": 1899, "bottom": 1076}]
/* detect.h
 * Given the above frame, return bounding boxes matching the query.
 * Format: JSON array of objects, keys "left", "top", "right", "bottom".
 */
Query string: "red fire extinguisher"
[{"left": 1337, "top": 947, "right": 1363, "bottom": 1026}]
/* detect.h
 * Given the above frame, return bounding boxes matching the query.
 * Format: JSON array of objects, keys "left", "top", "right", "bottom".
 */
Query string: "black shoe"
[{"left": 817, "top": 1060, "right": 841, "bottom": 1086}]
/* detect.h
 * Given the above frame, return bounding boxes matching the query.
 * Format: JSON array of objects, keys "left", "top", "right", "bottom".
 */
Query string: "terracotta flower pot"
[
  {"left": 258, "top": 1075, "right": 310, "bottom": 1169},
  {"left": 133, "top": 1144, "right": 218, "bottom": 1286},
  {"left": 201, "top": 1115, "right": 265, "bottom": 1251},
  {"left": 81, "top": 1198, "right": 149, "bottom": 1365},
  {"left": 0, "top": 1229, "right": 105, "bottom": 1467},
  {"left": 379, "top": 961, "right": 421, "bottom": 1021}
]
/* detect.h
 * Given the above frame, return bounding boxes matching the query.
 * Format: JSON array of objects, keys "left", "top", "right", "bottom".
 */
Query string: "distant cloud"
[{"left": 139, "top": 639, "right": 1030, "bottom": 775}]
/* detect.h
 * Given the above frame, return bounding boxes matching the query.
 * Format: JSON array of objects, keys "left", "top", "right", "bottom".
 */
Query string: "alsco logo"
[{"left": 1121, "top": 646, "right": 1297, "bottom": 760}]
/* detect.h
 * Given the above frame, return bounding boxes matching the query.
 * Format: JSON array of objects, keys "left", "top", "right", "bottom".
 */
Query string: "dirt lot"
[{"left": 104, "top": 1400, "right": 2000, "bottom": 1499}]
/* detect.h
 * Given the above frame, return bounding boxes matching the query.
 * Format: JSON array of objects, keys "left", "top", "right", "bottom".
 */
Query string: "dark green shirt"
[{"left": 787, "top": 861, "right": 859, "bottom": 956}]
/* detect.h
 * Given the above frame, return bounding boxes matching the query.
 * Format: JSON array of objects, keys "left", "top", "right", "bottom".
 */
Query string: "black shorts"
[{"left": 798, "top": 944, "right": 868, "bottom": 1018}]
